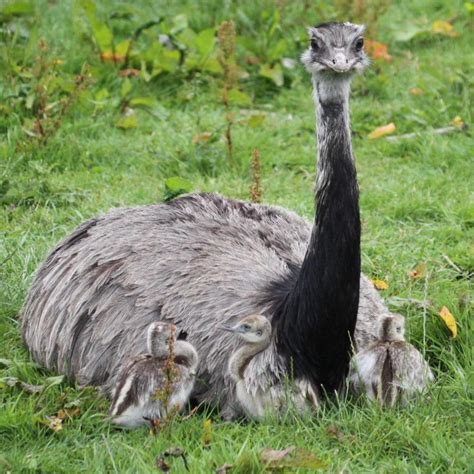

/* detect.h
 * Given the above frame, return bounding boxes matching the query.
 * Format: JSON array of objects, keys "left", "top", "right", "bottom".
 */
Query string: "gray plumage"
[
  {"left": 349, "top": 314, "right": 434, "bottom": 405},
  {"left": 20, "top": 22, "right": 429, "bottom": 418},
  {"left": 225, "top": 314, "right": 318, "bottom": 419},
  {"left": 110, "top": 322, "right": 198, "bottom": 427}
]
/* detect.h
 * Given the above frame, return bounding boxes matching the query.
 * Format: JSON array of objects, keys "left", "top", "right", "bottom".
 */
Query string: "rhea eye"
[
  {"left": 397, "top": 327, "right": 401, "bottom": 333},
  {"left": 242, "top": 324, "right": 250, "bottom": 331},
  {"left": 311, "top": 38, "right": 320, "bottom": 51},
  {"left": 355, "top": 38, "right": 364, "bottom": 51},
  {"left": 256, "top": 330, "right": 262, "bottom": 336}
]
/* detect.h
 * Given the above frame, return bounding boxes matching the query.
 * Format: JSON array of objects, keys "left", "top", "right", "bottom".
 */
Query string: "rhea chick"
[
  {"left": 223, "top": 314, "right": 318, "bottom": 419},
  {"left": 110, "top": 322, "right": 199, "bottom": 428},
  {"left": 349, "top": 314, "right": 434, "bottom": 406}
]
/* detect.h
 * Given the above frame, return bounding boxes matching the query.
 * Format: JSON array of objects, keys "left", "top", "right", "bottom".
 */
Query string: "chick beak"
[{"left": 218, "top": 325, "right": 236, "bottom": 333}]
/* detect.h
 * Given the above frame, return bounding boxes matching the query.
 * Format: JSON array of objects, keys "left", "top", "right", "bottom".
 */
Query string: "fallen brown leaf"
[
  {"left": 119, "top": 68, "right": 140, "bottom": 77},
  {"left": 2, "top": 377, "right": 44, "bottom": 394},
  {"left": 46, "top": 416, "right": 63, "bottom": 432},
  {"left": 327, "top": 424, "right": 345, "bottom": 442},
  {"left": 409, "top": 262, "right": 427, "bottom": 279},
  {"left": 365, "top": 39, "right": 392, "bottom": 62},
  {"left": 215, "top": 463, "right": 233, "bottom": 473},
  {"left": 410, "top": 87, "right": 424, "bottom": 96},
  {"left": 158, "top": 447, "right": 189, "bottom": 471},
  {"left": 100, "top": 52, "right": 126, "bottom": 63},
  {"left": 260, "top": 446, "right": 325, "bottom": 470},
  {"left": 368, "top": 123, "right": 396, "bottom": 139},
  {"left": 432, "top": 20, "right": 460, "bottom": 37},
  {"left": 157, "top": 457, "right": 171, "bottom": 472},
  {"left": 192, "top": 132, "right": 212, "bottom": 144},
  {"left": 261, "top": 446, "right": 296, "bottom": 464},
  {"left": 57, "top": 407, "right": 81, "bottom": 421}
]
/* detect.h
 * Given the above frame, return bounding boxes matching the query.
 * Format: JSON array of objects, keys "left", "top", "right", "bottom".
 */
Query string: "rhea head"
[
  {"left": 301, "top": 22, "right": 369, "bottom": 79},
  {"left": 381, "top": 314, "right": 406, "bottom": 343},
  {"left": 221, "top": 314, "right": 272, "bottom": 344}
]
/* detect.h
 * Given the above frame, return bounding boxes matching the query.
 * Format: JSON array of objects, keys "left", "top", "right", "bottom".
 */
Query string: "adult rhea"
[{"left": 22, "top": 23, "right": 394, "bottom": 418}]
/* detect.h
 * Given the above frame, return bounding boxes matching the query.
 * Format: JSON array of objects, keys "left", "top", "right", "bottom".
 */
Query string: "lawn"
[{"left": 0, "top": 0, "right": 473, "bottom": 472}]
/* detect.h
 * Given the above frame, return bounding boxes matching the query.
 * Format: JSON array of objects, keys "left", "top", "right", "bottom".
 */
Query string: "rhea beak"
[
  {"left": 218, "top": 325, "right": 236, "bottom": 333},
  {"left": 330, "top": 51, "right": 352, "bottom": 73}
]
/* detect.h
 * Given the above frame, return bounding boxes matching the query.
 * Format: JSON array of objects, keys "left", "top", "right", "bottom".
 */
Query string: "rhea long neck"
[
  {"left": 175, "top": 340, "right": 199, "bottom": 371},
  {"left": 277, "top": 73, "right": 361, "bottom": 394},
  {"left": 229, "top": 337, "right": 270, "bottom": 382}
]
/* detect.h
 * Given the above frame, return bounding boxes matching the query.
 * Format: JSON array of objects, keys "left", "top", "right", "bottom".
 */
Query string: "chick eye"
[
  {"left": 256, "top": 330, "right": 262, "bottom": 336},
  {"left": 310, "top": 38, "right": 320, "bottom": 51},
  {"left": 355, "top": 38, "right": 364, "bottom": 51}
]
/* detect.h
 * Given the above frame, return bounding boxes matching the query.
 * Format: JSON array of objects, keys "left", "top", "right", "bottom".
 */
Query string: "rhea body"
[
  {"left": 110, "top": 322, "right": 198, "bottom": 428},
  {"left": 349, "top": 314, "right": 434, "bottom": 406},
  {"left": 21, "top": 23, "right": 420, "bottom": 418},
  {"left": 225, "top": 315, "right": 318, "bottom": 419}
]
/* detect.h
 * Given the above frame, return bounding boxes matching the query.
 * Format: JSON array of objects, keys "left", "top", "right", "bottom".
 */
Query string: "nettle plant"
[{"left": 79, "top": 2, "right": 299, "bottom": 97}]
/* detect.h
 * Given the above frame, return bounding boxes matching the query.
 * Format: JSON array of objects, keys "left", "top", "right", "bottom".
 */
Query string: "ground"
[{"left": 0, "top": 0, "right": 472, "bottom": 472}]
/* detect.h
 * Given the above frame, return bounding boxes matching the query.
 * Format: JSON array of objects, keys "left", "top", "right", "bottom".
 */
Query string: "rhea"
[
  {"left": 110, "top": 322, "right": 198, "bottom": 428},
  {"left": 21, "top": 22, "right": 430, "bottom": 418},
  {"left": 223, "top": 314, "right": 318, "bottom": 419},
  {"left": 349, "top": 314, "right": 434, "bottom": 406}
]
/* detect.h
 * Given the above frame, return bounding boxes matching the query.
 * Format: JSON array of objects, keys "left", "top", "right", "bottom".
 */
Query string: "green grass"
[{"left": 1, "top": 0, "right": 473, "bottom": 472}]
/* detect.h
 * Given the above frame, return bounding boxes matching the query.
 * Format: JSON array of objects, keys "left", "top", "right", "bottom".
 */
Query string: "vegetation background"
[{"left": 1, "top": 0, "right": 472, "bottom": 472}]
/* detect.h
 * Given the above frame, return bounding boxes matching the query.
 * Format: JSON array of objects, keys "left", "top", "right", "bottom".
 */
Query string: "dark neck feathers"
[{"left": 274, "top": 76, "right": 361, "bottom": 394}]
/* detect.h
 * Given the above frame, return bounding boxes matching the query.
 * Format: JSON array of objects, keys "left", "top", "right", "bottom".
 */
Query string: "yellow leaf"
[
  {"left": 192, "top": 132, "right": 212, "bottom": 144},
  {"left": 438, "top": 306, "right": 458, "bottom": 338},
  {"left": 368, "top": 123, "right": 396, "bottom": 139},
  {"left": 432, "top": 21, "right": 460, "bottom": 37},
  {"left": 371, "top": 279, "right": 389, "bottom": 290},
  {"left": 409, "top": 262, "right": 427, "bottom": 279},
  {"left": 47, "top": 416, "right": 63, "bottom": 432},
  {"left": 410, "top": 87, "right": 424, "bottom": 96},
  {"left": 451, "top": 116, "right": 465, "bottom": 128},
  {"left": 202, "top": 419, "right": 212, "bottom": 447}
]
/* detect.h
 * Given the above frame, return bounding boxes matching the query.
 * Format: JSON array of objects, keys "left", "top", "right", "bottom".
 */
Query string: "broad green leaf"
[
  {"left": 228, "top": 89, "right": 252, "bottom": 106},
  {"left": 259, "top": 63, "right": 284, "bottom": 87},
  {"left": 245, "top": 114, "right": 266, "bottom": 128},
  {"left": 94, "top": 88, "right": 109, "bottom": 101},
  {"left": 2, "top": 1, "right": 35, "bottom": 16},
  {"left": 153, "top": 49, "right": 180, "bottom": 75},
  {"left": 116, "top": 113, "right": 138, "bottom": 129},
  {"left": 164, "top": 176, "right": 193, "bottom": 202},
  {"left": 171, "top": 14, "right": 188, "bottom": 34},
  {"left": 129, "top": 97, "right": 157, "bottom": 108},
  {"left": 115, "top": 39, "right": 130, "bottom": 56},
  {"left": 120, "top": 78, "right": 132, "bottom": 98},
  {"left": 392, "top": 24, "right": 425, "bottom": 42},
  {"left": 92, "top": 21, "right": 114, "bottom": 51},
  {"left": 177, "top": 28, "right": 197, "bottom": 49},
  {"left": 80, "top": 0, "right": 113, "bottom": 51},
  {"left": 196, "top": 28, "right": 216, "bottom": 56},
  {"left": 268, "top": 39, "right": 287, "bottom": 62}
]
